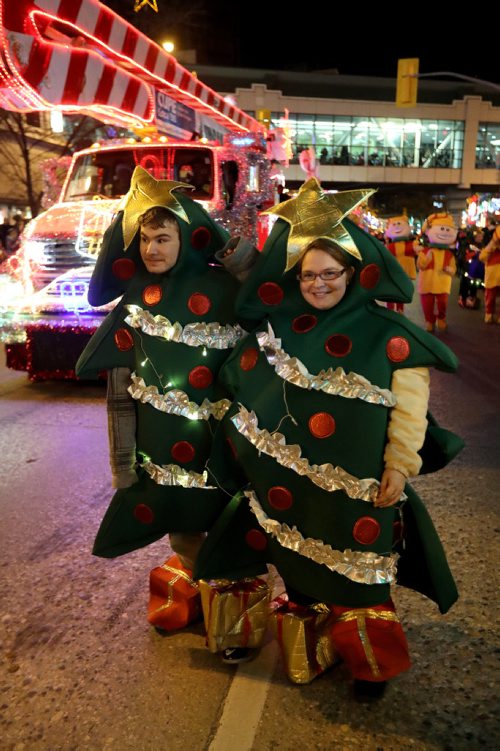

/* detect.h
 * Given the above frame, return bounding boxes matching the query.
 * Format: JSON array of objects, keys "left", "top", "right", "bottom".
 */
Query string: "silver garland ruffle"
[
  {"left": 128, "top": 372, "right": 230, "bottom": 421},
  {"left": 245, "top": 490, "right": 398, "bottom": 585},
  {"left": 257, "top": 324, "right": 396, "bottom": 407},
  {"left": 125, "top": 306, "right": 246, "bottom": 349},
  {"left": 142, "top": 461, "right": 216, "bottom": 489},
  {"left": 231, "top": 405, "right": 379, "bottom": 502}
]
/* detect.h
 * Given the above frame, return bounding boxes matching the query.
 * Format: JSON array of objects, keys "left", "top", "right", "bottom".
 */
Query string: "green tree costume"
[
  {"left": 195, "top": 181, "right": 462, "bottom": 619},
  {"left": 76, "top": 169, "right": 245, "bottom": 558}
]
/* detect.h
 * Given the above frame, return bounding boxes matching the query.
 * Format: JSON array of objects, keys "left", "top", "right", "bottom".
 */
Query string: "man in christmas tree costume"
[
  {"left": 384, "top": 215, "right": 418, "bottom": 313},
  {"left": 195, "top": 180, "right": 462, "bottom": 699},
  {"left": 417, "top": 212, "right": 457, "bottom": 332},
  {"left": 76, "top": 166, "right": 249, "bottom": 631}
]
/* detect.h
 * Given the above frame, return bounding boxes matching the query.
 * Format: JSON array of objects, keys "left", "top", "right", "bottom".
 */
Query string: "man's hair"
[{"left": 138, "top": 206, "right": 180, "bottom": 236}]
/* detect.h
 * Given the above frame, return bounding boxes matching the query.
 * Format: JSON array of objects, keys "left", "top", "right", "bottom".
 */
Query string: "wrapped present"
[
  {"left": 330, "top": 598, "right": 410, "bottom": 682},
  {"left": 148, "top": 554, "right": 201, "bottom": 631},
  {"left": 270, "top": 598, "right": 338, "bottom": 684},
  {"left": 199, "top": 578, "right": 270, "bottom": 653}
]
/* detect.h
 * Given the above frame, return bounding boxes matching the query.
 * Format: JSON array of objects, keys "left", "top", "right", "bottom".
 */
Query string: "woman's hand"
[{"left": 374, "top": 468, "right": 406, "bottom": 507}]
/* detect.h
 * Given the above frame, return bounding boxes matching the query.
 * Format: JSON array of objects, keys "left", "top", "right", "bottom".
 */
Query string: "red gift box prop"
[
  {"left": 330, "top": 598, "right": 410, "bottom": 682},
  {"left": 148, "top": 554, "right": 201, "bottom": 631}
]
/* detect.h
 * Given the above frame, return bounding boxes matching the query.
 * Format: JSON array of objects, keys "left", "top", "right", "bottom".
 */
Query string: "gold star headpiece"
[
  {"left": 120, "top": 166, "right": 192, "bottom": 250},
  {"left": 264, "top": 178, "right": 376, "bottom": 270}
]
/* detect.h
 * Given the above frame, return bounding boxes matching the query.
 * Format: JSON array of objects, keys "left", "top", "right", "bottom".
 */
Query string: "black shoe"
[
  {"left": 353, "top": 679, "right": 387, "bottom": 702},
  {"left": 221, "top": 647, "right": 255, "bottom": 664}
]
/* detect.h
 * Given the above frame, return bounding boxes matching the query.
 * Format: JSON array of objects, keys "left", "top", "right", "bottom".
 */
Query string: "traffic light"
[
  {"left": 256, "top": 109, "right": 271, "bottom": 127},
  {"left": 396, "top": 58, "right": 419, "bottom": 107}
]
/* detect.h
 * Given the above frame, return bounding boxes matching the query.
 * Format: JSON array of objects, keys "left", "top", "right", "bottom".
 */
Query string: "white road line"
[{"left": 209, "top": 640, "right": 279, "bottom": 751}]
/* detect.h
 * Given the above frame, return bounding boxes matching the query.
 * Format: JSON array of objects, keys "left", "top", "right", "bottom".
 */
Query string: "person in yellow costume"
[
  {"left": 479, "top": 225, "right": 500, "bottom": 323},
  {"left": 384, "top": 215, "right": 418, "bottom": 313},
  {"left": 417, "top": 213, "right": 457, "bottom": 332}
]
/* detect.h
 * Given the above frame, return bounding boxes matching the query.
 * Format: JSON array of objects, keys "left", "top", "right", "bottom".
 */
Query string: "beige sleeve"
[{"left": 384, "top": 367, "right": 430, "bottom": 478}]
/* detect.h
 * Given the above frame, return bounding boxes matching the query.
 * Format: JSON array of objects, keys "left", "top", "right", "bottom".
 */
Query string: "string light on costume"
[{"left": 202, "top": 347, "right": 207, "bottom": 357}]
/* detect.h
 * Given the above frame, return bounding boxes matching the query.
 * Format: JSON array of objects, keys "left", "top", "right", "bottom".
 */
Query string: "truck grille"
[{"left": 32, "top": 240, "right": 96, "bottom": 290}]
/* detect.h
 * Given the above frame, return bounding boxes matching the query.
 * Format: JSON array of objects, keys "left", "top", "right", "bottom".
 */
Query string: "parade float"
[{"left": 0, "top": 0, "right": 273, "bottom": 379}]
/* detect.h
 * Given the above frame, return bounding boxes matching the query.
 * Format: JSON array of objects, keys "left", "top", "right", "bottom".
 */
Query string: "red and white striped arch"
[{"left": 0, "top": 0, "right": 261, "bottom": 133}]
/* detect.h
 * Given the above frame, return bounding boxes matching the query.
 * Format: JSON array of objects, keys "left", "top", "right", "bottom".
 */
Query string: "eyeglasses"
[{"left": 297, "top": 269, "right": 346, "bottom": 282}]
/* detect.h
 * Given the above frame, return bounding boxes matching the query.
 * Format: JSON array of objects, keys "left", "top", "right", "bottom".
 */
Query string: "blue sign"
[{"left": 155, "top": 91, "right": 196, "bottom": 138}]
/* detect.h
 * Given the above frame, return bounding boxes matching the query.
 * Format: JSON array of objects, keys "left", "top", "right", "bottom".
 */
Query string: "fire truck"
[{"left": 0, "top": 0, "right": 272, "bottom": 379}]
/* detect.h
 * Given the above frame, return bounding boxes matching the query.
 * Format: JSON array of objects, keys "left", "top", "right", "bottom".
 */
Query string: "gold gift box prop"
[
  {"left": 270, "top": 598, "right": 338, "bottom": 684},
  {"left": 199, "top": 578, "right": 270, "bottom": 653}
]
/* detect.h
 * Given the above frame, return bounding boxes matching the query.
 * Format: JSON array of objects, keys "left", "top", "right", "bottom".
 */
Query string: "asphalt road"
[{"left": 0, "top": 280, "right": 499, "bottom": 751}]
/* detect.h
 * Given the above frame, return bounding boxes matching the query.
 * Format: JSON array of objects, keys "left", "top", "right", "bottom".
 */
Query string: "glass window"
[
  {"left": 270, "top": 114, "right": 465, "bottom": 169},
  {"left": 476, "top": 123, "right": 500, "bottom": 168}
]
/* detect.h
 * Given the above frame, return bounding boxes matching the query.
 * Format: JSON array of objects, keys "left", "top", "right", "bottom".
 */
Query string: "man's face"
[{"left": 139, "top": 221, "right": 180, "bottom": 274}]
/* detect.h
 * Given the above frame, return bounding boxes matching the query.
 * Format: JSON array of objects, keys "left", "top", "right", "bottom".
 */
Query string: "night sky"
[{"left": 105, "top": 2, "right": 498, "bottom": 84}]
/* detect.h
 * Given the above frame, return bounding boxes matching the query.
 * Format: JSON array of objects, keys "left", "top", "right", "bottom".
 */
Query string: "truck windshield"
[{"left": 63, "top": 147, "right": 214, "bottom": 201}]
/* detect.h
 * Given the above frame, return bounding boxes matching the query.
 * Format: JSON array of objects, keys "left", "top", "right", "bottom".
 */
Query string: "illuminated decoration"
[
  {"left": 0, "top": 0, "right": 261, "bottom": 133},
  {"left": 40, "top": 156, "right": 73, "bottom": 209},
  {"left": 210, "top": 132, "right": 274, "bottom": 247},
  {"left": 264, "top": 180, "right": 376, "bottom": 270},
  {"left": 463, "top": 193, "right": 500, "bottom": 227},
  {"left": 135, "top": 0, "right": 158, "bottom": 11}
]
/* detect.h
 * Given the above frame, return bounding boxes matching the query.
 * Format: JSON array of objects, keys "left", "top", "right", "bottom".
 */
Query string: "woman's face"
[{"left": 299, "top": 249, "right": 352, "bottom": 310}]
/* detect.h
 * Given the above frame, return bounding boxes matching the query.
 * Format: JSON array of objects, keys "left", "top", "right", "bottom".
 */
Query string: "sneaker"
[
  {"left": 458, "top": 297, "right": 465, "bottom": 308},
  {"left": 466, "top": 297, "right": 476, "bottom": 309},
  {"left": 436, "top": 319, "right": 447, "bottom": 331},
  {"left": 221, "top": 647, "right": 255, "bottom": 664},
  {"left": 353, "top": 679, "right": 387, "bottom": 702}
]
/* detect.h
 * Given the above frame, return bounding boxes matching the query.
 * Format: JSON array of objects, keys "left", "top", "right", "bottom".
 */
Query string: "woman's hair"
[{"left": 299, "top": 237, "right": 357, "bottom": 281}]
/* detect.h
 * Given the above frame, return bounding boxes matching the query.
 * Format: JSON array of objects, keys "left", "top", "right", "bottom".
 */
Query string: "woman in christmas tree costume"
[
  {"left": 76, "top": 166, "right": 251, "bottom": 631},
  {"left": 195, "top": 179, "right": 462, "bottom": 700}
]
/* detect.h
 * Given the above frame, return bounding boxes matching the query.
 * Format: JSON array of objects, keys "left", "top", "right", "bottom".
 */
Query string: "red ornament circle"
[
  {"left": 308, "top": 412, "right": 336, "bottom": 438},
  {"left": 292, "top": 314, "right": 318, "bottom": 333},
  {"left": 133, "top": 504, "right": 154, "bottom": 524},
  {"left": 360, "top": 264, "right": 381, "bottom": 289},
  {"left": 386, "top": 336, "right": 410, "bottom": 363},
  {"left": 257, "top": 282, "right": 284, "bottom": 306},
  {"left": 114, "top": 328, "right": 134, "bottom": 351},
  {"left": 353, "top": 516, "right": 381, "bottom": 545},
  {"left": 191, "top": 226, "right": 211, "bottom": 250},
  {"left": 188, "top": 292, "right": 212, "bottom": 315},
  {"left": 240, "top": 347, "right": 259, "bottom": 371},
  {"left": 245, "top": 529, "right": 268, "bottom": 551},
  {"left": 188, "top": 365, "right": 213, "bottom": 389},
  {"left": 171, "top": 441, "right": 196, "bottom": 464},
  {"left": 112, "top": 258, "right": 136, "bottom": 280},
  {"left": 142, "top": 284, "right": 163, "bottom": 306},
  {"left": 267, "top": 486, "right": 293, "bottom": 510},
  {"left": 325, "top": 334, "right": 352, "bottom": 357}
]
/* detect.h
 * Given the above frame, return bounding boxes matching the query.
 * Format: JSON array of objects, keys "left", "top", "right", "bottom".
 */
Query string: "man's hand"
[{"left": 374, "top": 468, "right": 406, "bottom": 508}]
